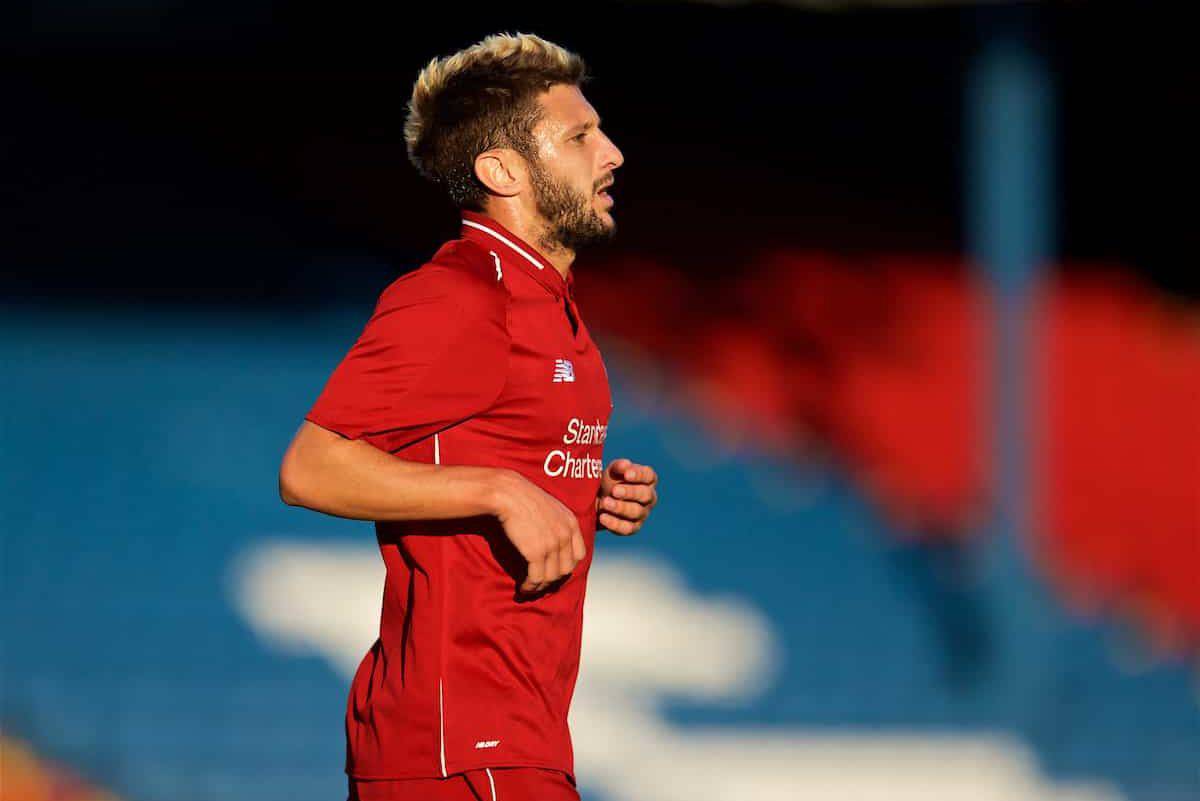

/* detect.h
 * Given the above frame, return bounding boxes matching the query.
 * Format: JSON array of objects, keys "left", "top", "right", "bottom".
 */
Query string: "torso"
[{"left": 344, "top": 214, "right": 612, "bottom": 782}]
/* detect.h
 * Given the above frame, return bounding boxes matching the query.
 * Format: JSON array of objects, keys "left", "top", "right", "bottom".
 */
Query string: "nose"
[{"left": 600, "top": 130, "right": 624, "bottom": 171}]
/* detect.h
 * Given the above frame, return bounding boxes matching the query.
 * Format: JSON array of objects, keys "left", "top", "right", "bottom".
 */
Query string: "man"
[{"left": 279, "top": 33, "right": 659, "bottom": 801}]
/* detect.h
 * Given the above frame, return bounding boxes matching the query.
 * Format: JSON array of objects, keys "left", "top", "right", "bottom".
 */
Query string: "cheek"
[{"left": 542, "top": 148, "right": 589, "bottom": 187}]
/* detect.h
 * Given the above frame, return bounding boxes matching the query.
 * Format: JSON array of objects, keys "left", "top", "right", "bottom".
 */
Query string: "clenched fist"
[
  {"left": 595, "top": 458, "right": 658, "bottom": 536},
  {"left": 491, "top": 470, "right": 587, "bottom": 594}
]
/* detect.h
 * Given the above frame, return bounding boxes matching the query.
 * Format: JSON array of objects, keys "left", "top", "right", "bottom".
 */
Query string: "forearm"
[{"left": 279, "top": 421, "right": 509, "bottom": 522}]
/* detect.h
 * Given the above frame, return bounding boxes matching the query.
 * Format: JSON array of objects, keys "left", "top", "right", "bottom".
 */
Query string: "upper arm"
[{"left": 304, "top": 262, "right": 511, "bottom": 453}]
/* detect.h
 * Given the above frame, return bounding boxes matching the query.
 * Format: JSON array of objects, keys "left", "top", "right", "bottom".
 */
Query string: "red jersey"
[{"left": 306, "top": 211, "right": 613, "bottom": 781}]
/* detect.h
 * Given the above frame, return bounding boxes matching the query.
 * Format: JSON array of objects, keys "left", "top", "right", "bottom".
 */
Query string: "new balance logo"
[
  {"left": 553, "top": 359, "right": 575, "bottom": 383},
  {"left": 474, "top": 740, "right": 501, "bottom": 750}
]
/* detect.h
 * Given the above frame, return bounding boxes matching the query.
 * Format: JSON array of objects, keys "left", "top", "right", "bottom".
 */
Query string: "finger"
[
  {"left": 558, "top": 521, "right": 577, "bottom": 572},
  {"left": 546, "top": 545, "right": 564, "bottom": 583},
  {"left": 599, "top": 512, "right": 639, "bottom": 535},
  {"left": 559, "top": 512, "right": 583, "bottom": 568},
  {"left": 523, "top": 559, "right": 547, "bottom": 594},
  {"left": 571, "top": 527, "right": 587, "bottom": 563},
  {"left": 598, "top": 512, "right": 639, "bottom": 536},
  {"left": 556, "top": 531, "right": 577, "bottom": 579},
  {"left": 610, "top": 483, "right": 656, "bottom": 505},
  {"left": 599, "top": 496, "right": 648, "bottom": 521}
]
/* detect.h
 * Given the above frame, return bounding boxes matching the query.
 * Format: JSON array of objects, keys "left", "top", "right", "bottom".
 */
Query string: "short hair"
[{"left": 404, "top": 32, "right": 588, "bottom": 209}]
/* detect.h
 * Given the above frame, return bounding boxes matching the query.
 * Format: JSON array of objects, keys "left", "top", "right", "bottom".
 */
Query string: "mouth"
[{"left": 595, "top": 182, "right": 614, "bottom": 206}]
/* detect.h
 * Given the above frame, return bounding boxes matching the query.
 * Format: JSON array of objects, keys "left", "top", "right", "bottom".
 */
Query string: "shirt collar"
[{"left": 460, "top": 210, "right": 574, "bottom": 298}]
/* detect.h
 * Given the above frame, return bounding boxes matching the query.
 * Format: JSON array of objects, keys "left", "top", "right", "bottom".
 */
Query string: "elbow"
[
  {"left": 279, "top": 421, "right": 345, "bottom": 512},
  {"left": 278, "top": 449, "right": 309, "bottom": 508},
  {"left": 278, "top": 473, "right": 301, "bottom": 507}
]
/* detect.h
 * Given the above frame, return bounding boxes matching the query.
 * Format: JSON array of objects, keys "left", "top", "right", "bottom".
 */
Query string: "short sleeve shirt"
[{"left": 306, "top": 210, "right": 613, "bottom": 781}]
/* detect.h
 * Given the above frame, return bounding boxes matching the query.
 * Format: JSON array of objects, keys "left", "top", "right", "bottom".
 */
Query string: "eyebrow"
[{"left": 565, "top": 118, "right": 601, "bottom": 137}]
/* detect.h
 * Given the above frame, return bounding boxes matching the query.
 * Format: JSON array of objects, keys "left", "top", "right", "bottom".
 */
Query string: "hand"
[
  {"left": 596, "top": 458, "right": 659, "bottom": 536},
  {"left": 491, "top": 470, "right": 587, "bottom": 594}
]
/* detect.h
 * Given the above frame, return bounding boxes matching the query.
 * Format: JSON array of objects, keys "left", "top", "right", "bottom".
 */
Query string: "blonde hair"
[{"left": 404, "top": 33, "right": 588, "bottom": 208}]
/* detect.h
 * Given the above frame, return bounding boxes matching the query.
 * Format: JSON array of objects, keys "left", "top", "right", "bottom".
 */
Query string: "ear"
[{"left": 474, "top": 149, "right": 526, "bottom": 198}]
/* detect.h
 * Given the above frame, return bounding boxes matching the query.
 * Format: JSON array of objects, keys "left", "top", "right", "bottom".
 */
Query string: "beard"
[{"left": 528, "top": 159, "right": 616, "bottom": 253}]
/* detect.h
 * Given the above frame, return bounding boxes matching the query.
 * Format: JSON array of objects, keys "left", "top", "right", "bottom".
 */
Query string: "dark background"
[{"left": 4, "top": 1, "right": 1193, "bottom": 301}]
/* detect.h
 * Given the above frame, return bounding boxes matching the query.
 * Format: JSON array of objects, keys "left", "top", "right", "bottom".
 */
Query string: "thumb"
[{"left": 606, "top": 458, "right": 633, "bottom": 481}]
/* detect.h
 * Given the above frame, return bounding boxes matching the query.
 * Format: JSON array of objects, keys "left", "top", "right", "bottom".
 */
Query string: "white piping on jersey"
[
  {"left": 434, "top": 436, "right": 445, "bottom": 776},
  {"left": 486, "top": 767, "right": 498, "bottom": 801},
  {"left": 488, "top": 250, "right": 503, "bottom": 281},
  {"left": 462, "top": 219, "right": 546, "bottom": 271},
  {"left": 438, "top": 678, "right": 447, "bottom": 777}
]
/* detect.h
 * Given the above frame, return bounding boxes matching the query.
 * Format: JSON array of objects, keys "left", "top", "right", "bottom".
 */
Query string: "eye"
[{"left": 572, "top": 132, "right": 588, "bottom": 142}]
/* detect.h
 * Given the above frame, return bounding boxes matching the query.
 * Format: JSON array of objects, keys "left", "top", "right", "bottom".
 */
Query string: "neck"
[{"left": 479, "top": 202, "right": 575, "bottom": 281}]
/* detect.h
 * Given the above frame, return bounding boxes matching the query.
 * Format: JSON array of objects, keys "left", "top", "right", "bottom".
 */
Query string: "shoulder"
[{"left": 374, "top": 238, "right": 508, "bottom": 319}]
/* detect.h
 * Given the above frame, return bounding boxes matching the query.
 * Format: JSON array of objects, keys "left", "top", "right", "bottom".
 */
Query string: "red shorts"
[{"left": 348, "top": 769, "right": 580, "bottom": 801}]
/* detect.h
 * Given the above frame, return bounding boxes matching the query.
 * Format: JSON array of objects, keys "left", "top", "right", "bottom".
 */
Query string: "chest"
[{"left": 489, "top": 291, "right": 612, "bottom": 452}]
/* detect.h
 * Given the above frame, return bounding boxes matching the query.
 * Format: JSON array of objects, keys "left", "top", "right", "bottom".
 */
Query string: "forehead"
[{"left": 534, "top": 84, "right": 598, "bottom": 132}]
